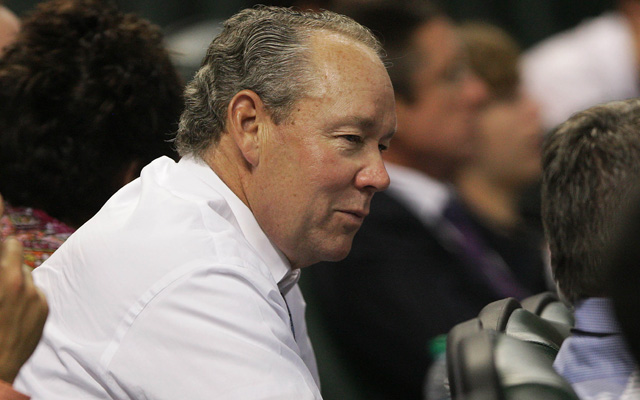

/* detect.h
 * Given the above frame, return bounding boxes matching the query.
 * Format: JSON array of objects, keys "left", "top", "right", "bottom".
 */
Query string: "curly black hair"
[{"left": 0, "top": 0, "right": 184, "bottom": 228}]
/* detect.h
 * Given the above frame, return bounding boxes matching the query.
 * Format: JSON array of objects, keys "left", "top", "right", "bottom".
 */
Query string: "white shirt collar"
[
  {"left": 385, "top": 162, "right": 452, "bottom": 227},
  {"left": 178, "top": 157, "right": 297, "bottom": 294}
]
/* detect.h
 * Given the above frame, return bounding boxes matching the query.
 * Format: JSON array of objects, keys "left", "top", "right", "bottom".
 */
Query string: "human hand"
[{"left": 0, "top": 195, "right": 48, "bottom": 383}]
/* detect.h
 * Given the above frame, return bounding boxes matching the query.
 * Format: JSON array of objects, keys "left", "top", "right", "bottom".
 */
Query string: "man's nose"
[{"left": 355, "top": 152, "right": 390, "bottom": 193}]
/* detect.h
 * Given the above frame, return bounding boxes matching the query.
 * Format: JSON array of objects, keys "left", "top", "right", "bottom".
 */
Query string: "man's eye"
[
  {"left": 379, "top": 143, "right": 389, "bottom": 152},
  {"left": 342, "top": 135, "right": 363, "bottom": 144}
]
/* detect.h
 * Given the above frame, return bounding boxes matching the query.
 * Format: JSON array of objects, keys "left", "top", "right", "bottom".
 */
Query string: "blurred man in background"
[{"left": 453, "top": 22, "right": 549, "bottom": 296}]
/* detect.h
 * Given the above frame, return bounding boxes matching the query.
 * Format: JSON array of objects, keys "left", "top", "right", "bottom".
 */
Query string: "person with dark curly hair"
[{"left": 0, "top": 0, "right": 184, "bottom": 268}]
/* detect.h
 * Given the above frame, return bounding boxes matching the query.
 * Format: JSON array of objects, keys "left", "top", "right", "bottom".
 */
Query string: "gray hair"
[
  {"left": 175, "top": 5, "right": 382, "bottom": 157},
  {"left": 541, "top": 98, "right": 640, "bottom": 304}
]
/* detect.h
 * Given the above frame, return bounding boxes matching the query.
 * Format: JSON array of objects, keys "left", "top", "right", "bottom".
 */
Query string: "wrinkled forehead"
[{"left": 292, "top": 32, "right": 396, "bottom": 135}]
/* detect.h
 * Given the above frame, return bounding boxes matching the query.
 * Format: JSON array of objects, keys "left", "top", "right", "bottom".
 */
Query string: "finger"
[
  {"left": 1, "top": 237, "right": 22, "bottom": 266},
  {"left": 0, "top": 238, "right": 24, "bottom": 290}
]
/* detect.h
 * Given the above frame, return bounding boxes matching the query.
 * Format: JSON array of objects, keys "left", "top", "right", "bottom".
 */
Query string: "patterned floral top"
[{"left": 0, "top": 205, "right": 74, "bottom": 269}]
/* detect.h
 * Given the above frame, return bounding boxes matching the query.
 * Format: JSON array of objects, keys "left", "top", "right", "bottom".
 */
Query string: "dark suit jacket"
[{"left": 301, "top": 191, "right": 547, "bottom": 400}]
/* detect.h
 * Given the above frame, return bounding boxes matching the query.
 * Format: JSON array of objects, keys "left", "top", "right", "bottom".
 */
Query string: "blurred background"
[
  {"left": 7, "top": 0, "right": 616, "bottom": 46},
  {"left": 5, "top": 0, "right": 617, "bottom": 81}
]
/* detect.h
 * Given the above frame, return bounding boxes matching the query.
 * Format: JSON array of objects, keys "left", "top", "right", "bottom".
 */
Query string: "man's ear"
[{"left": 227, "top": 90, "right": 267, "bottom": 167}]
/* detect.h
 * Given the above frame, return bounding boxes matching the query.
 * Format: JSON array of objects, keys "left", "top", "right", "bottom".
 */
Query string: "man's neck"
[{"left": 202, "top": 139, "right": 252, "bottom": 209}]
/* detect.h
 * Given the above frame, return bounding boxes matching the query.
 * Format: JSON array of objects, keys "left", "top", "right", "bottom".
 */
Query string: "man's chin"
[{"left": 317, "top": 242, "right": 353, "bottom": 264}]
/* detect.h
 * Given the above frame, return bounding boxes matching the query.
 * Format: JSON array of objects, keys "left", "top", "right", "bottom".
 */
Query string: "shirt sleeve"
[
  {"left": 0, "top": 380, "right": 29, "bottom": 400},
  {"left": 99, "top": 264, "right": 321, "bottom": 400}
]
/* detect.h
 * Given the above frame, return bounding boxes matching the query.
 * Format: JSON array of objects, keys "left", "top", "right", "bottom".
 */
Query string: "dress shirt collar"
[
  {"left": 178, "top": 157, "right": 298, "bottom": 294},
  {"left": 554, "top": 296, "right": 636, "bottom": 399},
  {"left": 573, "top": 297, "right": 622, "bottom": 334},
  {"left": 385, "top": 162, "right": 452, "bottom": 227}
]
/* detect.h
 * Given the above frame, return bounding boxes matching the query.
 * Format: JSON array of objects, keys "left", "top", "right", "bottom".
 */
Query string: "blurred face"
[
  {"left": 393, "top": 18, "right": 488, "bottom": 180},
  {"left": 474, "top": 90, "right": 542, "bottom": 188},
  {"left": 0, "top": 6, "right": 19, "bottom": 55},
  {"left": 250, "top": 33, "right": 396, "bottom": 269}
]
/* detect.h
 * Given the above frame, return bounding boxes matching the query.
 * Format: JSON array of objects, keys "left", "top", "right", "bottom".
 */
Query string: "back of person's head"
[
  {"left": 0, "top": 0, "right": 184, "bottom": 228},
  {"left": 458, "top": 22, "right": 520, "bottom": 100},
  {"left": 541, "top": 98, "right": 640, "bottom": 304},
  {"left": 175, "top": 5, "right": 381, "bottom": 158},
  {"left": 336, "top": 0, "right": 441, "bottom": 103},
  {"left": 243, "top": 0, "right": 332, "bottom": 11}
]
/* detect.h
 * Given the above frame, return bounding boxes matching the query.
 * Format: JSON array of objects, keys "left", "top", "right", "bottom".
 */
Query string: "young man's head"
[{"left": 542, "top": 98, "right": 640, "bottom": 304}]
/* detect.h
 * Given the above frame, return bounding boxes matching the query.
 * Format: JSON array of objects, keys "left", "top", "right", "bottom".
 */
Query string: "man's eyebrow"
[{"left": 331, "top": 115, "right": 391, "bottom": 133}]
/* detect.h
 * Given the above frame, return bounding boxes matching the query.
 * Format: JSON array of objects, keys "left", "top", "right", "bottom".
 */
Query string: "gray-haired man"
[{"left": 16, "top": 6, "right": 395, "bottom": 399}]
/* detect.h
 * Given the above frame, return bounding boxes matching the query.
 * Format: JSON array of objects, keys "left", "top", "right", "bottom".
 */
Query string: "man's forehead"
[
  {"left": 285, "top": 30, "right": 395, "bottom": 132},
  {"left": 305, "top": 33, "right": 387, "bottom": 91},
  {"left": 308, "top": 31, "right": 382, "bottom": 69}
]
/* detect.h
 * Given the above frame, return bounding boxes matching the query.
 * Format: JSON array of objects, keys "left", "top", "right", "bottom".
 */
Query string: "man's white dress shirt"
[
  {"left": 15, "top": 157, "right": 321, "bottom": 399},
  {"left": 522, "top": 11, "right": 640, "bottom": 131}
]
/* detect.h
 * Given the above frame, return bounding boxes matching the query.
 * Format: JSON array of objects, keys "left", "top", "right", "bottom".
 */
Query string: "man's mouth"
[{"left": 339, "top": 209, "right": 368, "bottom": 219}]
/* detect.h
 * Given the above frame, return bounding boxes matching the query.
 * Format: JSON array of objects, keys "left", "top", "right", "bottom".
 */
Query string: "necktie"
[{"left": 439, "top": 197, "right": 531, "bottom": 299}]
